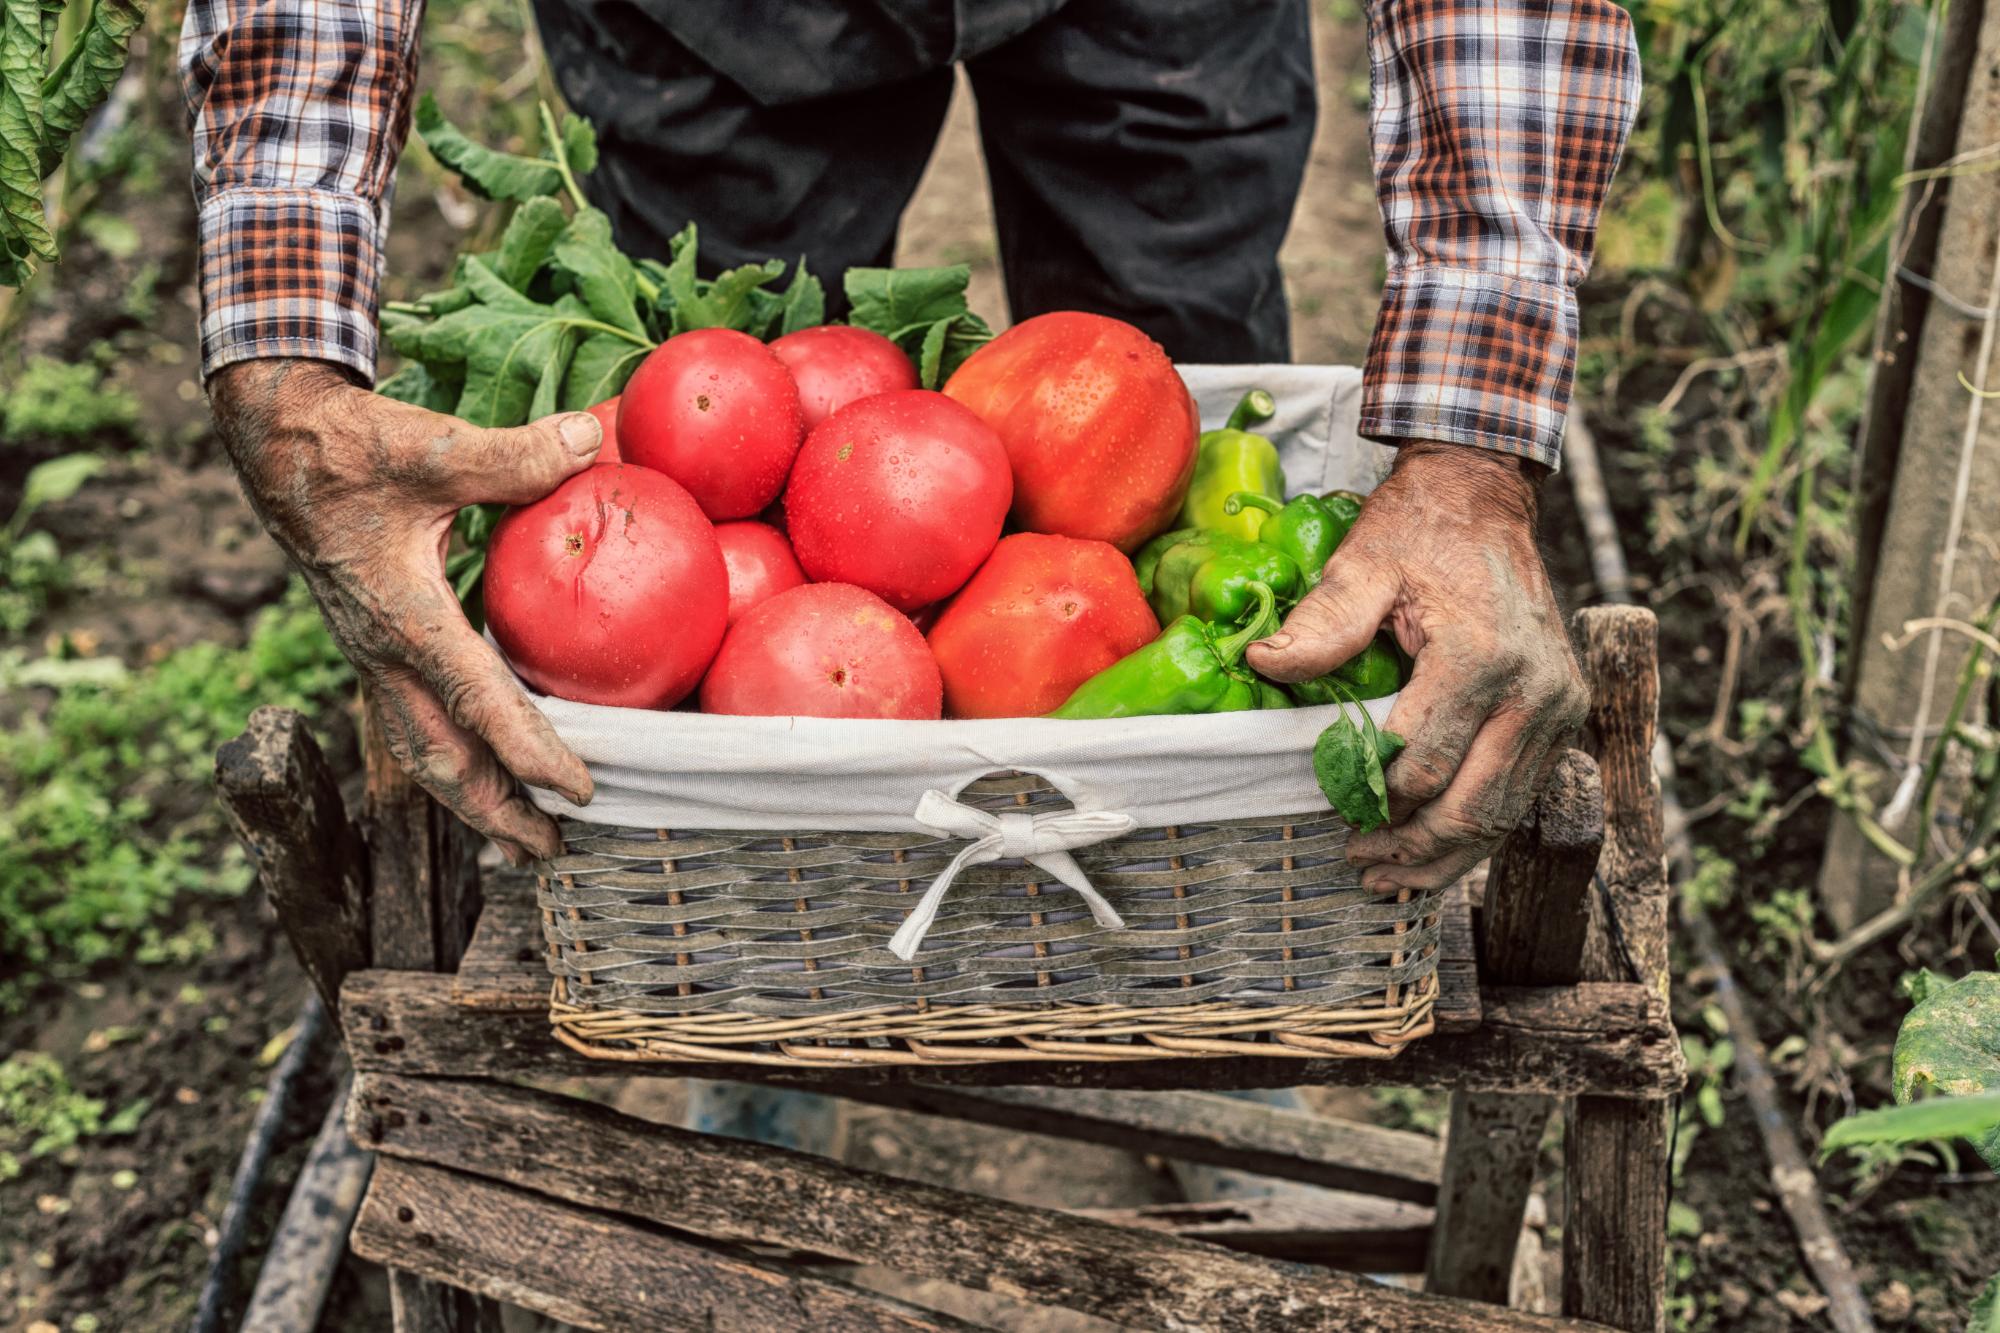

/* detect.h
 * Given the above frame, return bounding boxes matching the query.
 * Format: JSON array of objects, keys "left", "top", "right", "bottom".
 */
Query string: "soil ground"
[{"left": 2, "top": 6, "right": 1994, "bottom": 1332}]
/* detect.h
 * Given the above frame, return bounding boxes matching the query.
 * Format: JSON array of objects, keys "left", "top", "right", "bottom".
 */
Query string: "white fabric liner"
[{"left": 519, "top": 363, "right": 1398, "bottom": 835}]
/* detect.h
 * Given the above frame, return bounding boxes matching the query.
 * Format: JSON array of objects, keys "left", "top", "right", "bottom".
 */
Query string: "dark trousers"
[{"left": 532, "top": 0, "right": 1317, "bottom": 363}]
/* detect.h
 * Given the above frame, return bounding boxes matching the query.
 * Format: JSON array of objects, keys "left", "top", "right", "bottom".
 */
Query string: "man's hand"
[
  {"left": 1247, "top": 442, "right": 1588, "bottom": 892},
  {"left": 210, "top": 359, "right": 603, "bottom": 862}
]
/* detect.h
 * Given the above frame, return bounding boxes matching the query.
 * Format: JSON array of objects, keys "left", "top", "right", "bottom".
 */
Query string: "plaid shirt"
[{"left": 180, "top": 0, "right": 1639, "bottom": 467}]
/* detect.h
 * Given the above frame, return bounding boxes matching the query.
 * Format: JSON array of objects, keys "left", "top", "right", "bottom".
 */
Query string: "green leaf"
[
  {"left": 414, "top": 93, "right": 564, "bottom": 201},
  {"left": 560, "top": 113, "right": 597, "bottom": 177},
  {"left": 1821, "top": 1091, "right": 2000, "bottom": 1166},
  {"left": 527, "top": 323, "right": 580, "bottom": 421},
  {"left": 1972, "top": 1273, "right": 1999, "bottom": 1333},
  {"left": 494, "top": 196, "right": 567, "bottom": 292},
  {"left": 561, "top": 332, "right": 647, "bottom": 412},
  {"left": 842, "top": 264, "right": 992, "bottom": 383},
  {"left": 35, "top": 0, "right": 144, "bottom": 178},
  {"left": 553, "top": 207, "right": 643, "bottom": 336},
  {"left": 8, "top": 451, "right": 103, "bottom": 538},
  {"left": 917, "top": 317, "right": 950, "bottom": 390},
  {"left": 461, "top": 253, "right": 546, "bottom": 313},
  {"left": 1, "top": 0, "right": 61, "bottom": 267},
  {"left": 376, "top": 363, "right": 460, "bottom": 413},
  {"left": 1892, "top": 971, "right": 2000, "bottom": 1169},
  {"left": 777, "top": 258, "right": 824, "bottom": 335},
  {"left": 453, "top": 308, "right": 572, "bottom": 427},
  {"left": 1310, "top": 704, "right": 1407, "bottom": 834},
  {"left": 101, "top": 1095, "right": 149, "bottom": 1136}
]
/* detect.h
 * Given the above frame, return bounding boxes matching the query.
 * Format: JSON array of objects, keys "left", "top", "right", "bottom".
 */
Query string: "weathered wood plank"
[
  {"left": 1436, "top": 878, "right": 1483, "bottom": 1034},
  {"left": 834, "top": 1084, "right": 1441, "bottom": 1204},
  {"left": 451, "top": 869, "right": 543, "bottom": 1009},
  {"left": 1428, "top": 748, "right": 1606, "bottom": 1303},
  {"left": 341, "top": 969, "right": 1681, "bottom": 1095},
  {"left": 350, "top": 1075, "right": 1603, "bottom": 1332},
  {"left": 1566, "top": 606, "right": 1674, "bottom": 1333},
  {"left": 354, "top": 1158, "right": 984, "bottom": 1332},
  {"left": 1075, "top": 1194, "right": 1433, "bottom": 1270},
  {"left": 357, "top": 690, "right": 493, "bottom": 1333},
  {"left": 214, "top": 706, "right": 371, "bottom": 1020}
]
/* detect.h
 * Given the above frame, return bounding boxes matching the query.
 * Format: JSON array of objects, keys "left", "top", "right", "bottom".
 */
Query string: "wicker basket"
[{"left": 539, "top": 772, "right": 1441, "bottom": 1067}]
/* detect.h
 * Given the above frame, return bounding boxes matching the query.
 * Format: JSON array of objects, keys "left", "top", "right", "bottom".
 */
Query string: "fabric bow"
[{"left": 887, "top": 789, "right": 1137, "bottom": 961}]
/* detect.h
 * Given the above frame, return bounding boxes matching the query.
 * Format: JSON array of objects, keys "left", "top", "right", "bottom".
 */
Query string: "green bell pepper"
[
  {"left": 1178, "top": 390, "right": 1284, "bottom": 542},
  {"left": 1049, "top": 584, "right": 1280, "bottom": 720},
  {"left": 1147, "top": 531, "right": 1302, "bottom": 626},
  {"left": 1223, "top": 490, "right": 1355, "bottom": 586},
  {"left": 1287, "top": 632, "right": 1407, "bottom": 704},
  {"left": 1134, "top": 526, "right": 1198, "bottom": 596}
]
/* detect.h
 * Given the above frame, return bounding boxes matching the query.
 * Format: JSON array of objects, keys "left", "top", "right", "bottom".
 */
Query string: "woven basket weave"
[{"left": 540, "top": 772, "right": 1441, "bottom": 1066}]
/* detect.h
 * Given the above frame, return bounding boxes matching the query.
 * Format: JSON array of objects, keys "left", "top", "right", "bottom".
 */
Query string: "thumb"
[
  {"left": 1244, "top": 554, "right": 1398, "bottom": 682},
  {"left": 440, "top": 411, "right": 603, "bottom": 507}
]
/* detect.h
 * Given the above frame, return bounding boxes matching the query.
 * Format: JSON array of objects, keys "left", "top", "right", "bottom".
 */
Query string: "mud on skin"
[
  {"left": 207, "top": 357, "right": 604, "bottom": 862},
  {"left": 1248, "top": 440, "right": 1589, "bottom": 893}
]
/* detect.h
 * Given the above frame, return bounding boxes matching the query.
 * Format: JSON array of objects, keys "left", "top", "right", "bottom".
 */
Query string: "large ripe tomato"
[
  {"left": 713, "top": 521, "right": 806, "bottom": 627},
  {"left": 943, "top": 311, "right": 1198, "bottom": 552},
  {"left": 783, "top": 389, "right": 1012, "bottom": 612},
  {"left": 618, "top": 328, "right": 805, "bottom": 519},
  {"left": 700, "top": 582, "right": 942, "bottom": 719},
  {"left": 585, "top": 396, "right": 622, "bottom": 464},
  {"left": 927, "top": 533, "right": 1159, "bottom": 718},
  {"left": 770, "top": 325, "right": 919, "bottom": 431},
  {"left": 486, "top": 464, "right": 727, "bottom": 709}
]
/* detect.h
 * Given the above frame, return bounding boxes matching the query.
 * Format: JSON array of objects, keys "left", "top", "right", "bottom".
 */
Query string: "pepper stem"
[
  {"left": 1210, "top": 582, "right": 1280, "bottom": 668},
  {"left": 1225, "top": 389, "right": 1277, "bottom": 433},
  {"left": 1223, "top": 491, "right": 1283, "bottom": 518}
]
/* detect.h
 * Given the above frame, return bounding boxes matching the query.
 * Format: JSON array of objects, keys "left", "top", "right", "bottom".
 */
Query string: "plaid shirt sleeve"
[
  {"left": 179, "top": 0, "right": 425, "bottom": 384},
  {"left": 1359, "top": 0, "right": 1642, "bottom": 468}
]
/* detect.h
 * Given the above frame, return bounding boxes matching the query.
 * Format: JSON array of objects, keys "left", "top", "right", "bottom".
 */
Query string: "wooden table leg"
[
  {"left": 360, "top": 691, "right": 503, "bottom": 1333},
  {"left": 1564, "top": 606, "right": 1673, "bottom": 1333},
  {"left": 1425, "top": 748, "right": 1604, "bottom": 1303}
]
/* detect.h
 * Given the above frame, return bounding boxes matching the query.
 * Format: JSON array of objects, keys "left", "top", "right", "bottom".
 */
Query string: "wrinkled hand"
[
  {"left": 1247, "top": 441, "right": 1587, "bottom": 892},
  {"left": 209, "top": 359, "right": 603, "bottom": 862}
]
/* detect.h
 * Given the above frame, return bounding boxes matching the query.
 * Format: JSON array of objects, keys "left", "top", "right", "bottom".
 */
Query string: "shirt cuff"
[
  {"left": 196, "top": 188, "right": 387, "bottom": 386},
  {"left": 1358, "top": 266, "right": 1578, "bottom": 470}
]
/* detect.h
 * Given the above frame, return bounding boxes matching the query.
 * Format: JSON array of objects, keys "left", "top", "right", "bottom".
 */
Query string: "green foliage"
[
  {"left": 1311, "top": 698, "right": 1406, "bottom": 833},
  {"left": 0, "top": 526, "right": 105, "bottom": 634},
  {"left": 841, "top": 264, "right": 991, "bottom": 388},
  {"left": 0, "top": 0, "right": 146, "bottom": 288},
  {"left": 0, "top": 583, "right": 352, "bottom": 1009},
  {"left": 0, "top": 353, "right": 135, "bottom": 443},
  {"left": 0, "top": 1050, "right": 99, "bottom": 1176}
]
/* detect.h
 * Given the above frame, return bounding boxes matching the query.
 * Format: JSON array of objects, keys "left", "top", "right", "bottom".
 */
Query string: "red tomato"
[
  {"left": 618, "top": 328, "right": 805, "bottom": 520},
  {"left": 927, "top": 533, "right": 1159, "bottom": 718},
  {"left": 700, "top": 582, "right": 942, "bottom": 719},
  {"left": 713, "top": 521, "right": 807, "bottom": 627},
  {"left": 770, "top": 325, "right": 919, "bottom": 431},
  {"left": 783, "top": 389, "right": 1012, "bottom": 612},
  {"left": 943, "top": 311, "right": 1198, "bottom": 552},
  {"left": 584, "top": 396, "right": 622, "bottom": 464},
  {"left": 486, "top": 464, "right": 727, "bottom": 709}
]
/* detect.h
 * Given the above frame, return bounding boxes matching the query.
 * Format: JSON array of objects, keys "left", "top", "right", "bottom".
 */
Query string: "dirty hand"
[
  {"left": 209, "top": 358, "right": 603, "bottom": 862},
  {"left": 1246, "top": 441, "right": 1588, "bottom": 892}
]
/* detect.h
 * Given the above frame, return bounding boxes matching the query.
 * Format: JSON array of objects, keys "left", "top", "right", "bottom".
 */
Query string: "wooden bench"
[{"left": 219, "top": 605, "right": 1681, "bottom": 1331}]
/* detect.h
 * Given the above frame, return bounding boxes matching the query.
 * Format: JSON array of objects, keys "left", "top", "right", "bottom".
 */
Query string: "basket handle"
[{"left": 887, "top": 790, "right": 1135, "bottom": 961}]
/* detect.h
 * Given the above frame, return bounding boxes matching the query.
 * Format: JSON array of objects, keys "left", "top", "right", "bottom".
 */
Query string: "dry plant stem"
[{"left": 1563, "top": 416, "right": 1880, "bottom": 1333}]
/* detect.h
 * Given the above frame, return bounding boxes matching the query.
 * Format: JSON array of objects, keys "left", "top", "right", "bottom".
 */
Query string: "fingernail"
[
  {"left": 1255, "top": 633, "right": 1293, "bottom": 652},
  {"left": 560, "top": 787, "right": 590, "bottom": 807},
  {"left": 559, "top": 413, "right": 603, "bottom": 456}
]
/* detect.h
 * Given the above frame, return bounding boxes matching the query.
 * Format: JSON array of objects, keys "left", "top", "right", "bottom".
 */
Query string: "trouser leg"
[
  {"left": 965, "top": 0, "right": 1317, "bottom": 361},
  {"left": 531, "top": 0, "right": 955, "bottom": 300}
]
